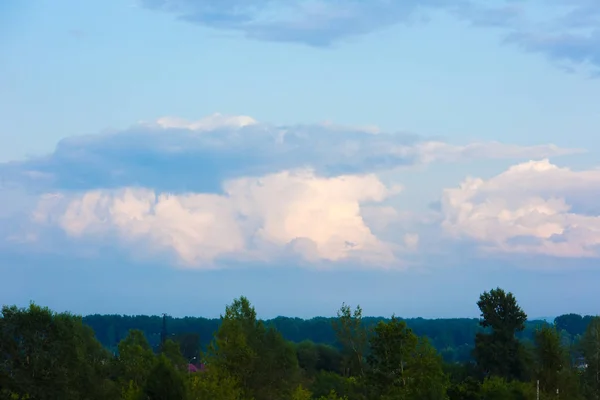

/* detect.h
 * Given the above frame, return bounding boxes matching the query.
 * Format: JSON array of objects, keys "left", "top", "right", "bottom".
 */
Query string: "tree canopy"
[{"left": 1, "top": 290, "right": 597, "bottom": 400}]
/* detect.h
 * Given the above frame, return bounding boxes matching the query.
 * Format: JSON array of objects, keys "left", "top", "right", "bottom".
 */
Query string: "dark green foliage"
[
  {"left": 173, "top": 332, "right": 201, "bottom": 362},
  {"left": 473, "top": 287, "right": 528, "bottom": 381},
  {"left": 447, "top": 376, "right": 481, "bottom": 400},
  {"left": 555, "top": 313, "right": 596, "bottom": 337},
  {"left": 161, "top": 338, "right": 187, "bottom": 371},
  {"left": 1, "top": 289, "right": 597, "bottom": 400},
  {"left": 187, "top": 367, "right": 243, "bottom": 400},
  {"left": 115, "top": 329, "right": 156, "bottom": 393},
  {"left": 297, "top": 340, "right": 321, "bottom": 373},
  {"left": 0, "top": 303, "right": 117, "bottom": 400},
  {"left": 580, "top": 316, "right": 600, "bottom": 399},
  {"left": 82, "top": 312, "right": 552, "bottom": 365},
  {"left": 533, "top": 325, "right": 565, "bottom": 393},
  {"left": 332, "top": 304, "right": 368, "bottom": 377},
  {"left": 366, "top": 317, "right": 448, "bottom": 399},
  {"left": 480, "top": 376, "right": 535, "bottom": 400},
  {"left": 207, "top": 296, "right": 301, "bottom": 400},
  {"left": 309, "top": 371, "right": 351, "bottom": 399},
  {"left": 143, "top": 354, "right": 186, "bottom": 400}
]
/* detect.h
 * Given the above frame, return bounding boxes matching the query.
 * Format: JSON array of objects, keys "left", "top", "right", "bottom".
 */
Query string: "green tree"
[
  {"left": 253, "top": 325, "right": 300, "bottom": 400},
  {"left": 116, "top": 329, "right": 156, "bottom": 395},
  {"left": 207, "top": 297, "right": 258, "bottom": 391},
  {"left": 315, "top": 344, "right": 343, "bottom": 373},
  {"left": 187, "top": 366, "right": 243, "bottom": 400},
  {"left": 446, "top": 376, "right": 481, "bottom": 400},
  {"left": 479, "top": 376, "right": 535, "bottom": 400},
  {"left": 316, "top": 390, "right": 349, "bottom": 400},
  {"left": 533, "top": 325, "right": 564, "bottom": 394},
  {"left": 296, "top": 340, "right": 320, "bottom": 374},
  {"left": 121, "top": 380, "right": 143, "bottom": 400},
  {"left": 367, "top": 316, "right": 447, "bottom": 400},
  {"left": 207, "top": 296, "right": 299, "bottom": 400},
  {"left": 532, "top": 324, "right": 582, "bottom": 398},
  {"left": 161, "top": 338, "right": 187, "bottom": 371},
  {"left": 143, "top": 354, "right": 186, "bottom": 400},
  {"left": 555, "top": 314, "right": 587, "bottom": 337},
  {"left": 581, "top": 316, "right": 600, "bottom": 399},
  {"left": 310, "top": 371, "right": 350, "bottom": 399},
  {"left": 332, "top": 304, "right": 368, "bottom": 378},
  {"left": 367, "top": 316, "right": 417, "bottom": 397},
  {"left": 291, "top": 384, "right": 313, "bottom": 400},
  {"left": 480, "top": 376, "right": 511, "bottom": 400},
  {"left": 173, "top": 332, "right": 201, "bottom": 362},
  {"left": 309, "top": 371, "right": 366, "bottom": 400},
  {"left": 0, "top": 303, "right": 116, "bottom": 400},
  {"left": 473, "top": 288, "right": 528, "bottom": 381},
  {"left": 405, "top": 337, "right": 449, "bottom": 399}
]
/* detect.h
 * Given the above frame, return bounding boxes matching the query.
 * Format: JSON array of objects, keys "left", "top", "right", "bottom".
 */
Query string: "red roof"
[{"left": 187, "top": 364, "right": 198, "bottom": 372}]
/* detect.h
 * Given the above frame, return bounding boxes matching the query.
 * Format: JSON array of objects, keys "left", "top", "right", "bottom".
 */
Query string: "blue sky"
[{"left": 1, "top": 0, "right": 600, "bottom": 319}]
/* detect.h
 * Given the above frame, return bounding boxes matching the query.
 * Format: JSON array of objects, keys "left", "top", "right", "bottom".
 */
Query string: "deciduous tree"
[
  {"left": 473, "top": 288, "right": 528, "bottom": 381},
  {"left": 532, "top": 324, "right": 583, "bottom": 399},
  {"left": 332, "top": 304, "right": 368, "bottom": 378},
  {"left": 208, "top": 296, "right": 299, "bottom": 400},
  {"left": 367, "top": 316, "right": 448, "bottom": 400},
  {"left": 581, "top": 316, "right": 600, "bottom": 399},
  {"left": 0, "top": 304, "right": 116, "bottom": 400},
  {"left": 116, "top": 329, "right": 156, "bottom": 395},
  {"left": 143, "top": 354, "right": 186, "bottom": 400}
]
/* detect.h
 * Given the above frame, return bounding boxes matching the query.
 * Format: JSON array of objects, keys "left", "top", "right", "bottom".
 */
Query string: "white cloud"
[
  {"left": 153, "top": 113, "right": 258, "bottom": 131},
  {"left": 403, "top": 233, "right": 420, "bottom": 251},
  {"left": 413, "top": 141, "right": 581, "bottom": 164},
  {"left": 32, "top": 169, "right": 400, "bottom": 267},
  {"left": 318, "top": 120, "right": 381, "bottom": 134},
  {"left": 0, "top": 114, "right": 590, "bottom": 269},
  {"left": 441, "top": 159, "right": 600, "bottom": 258}
]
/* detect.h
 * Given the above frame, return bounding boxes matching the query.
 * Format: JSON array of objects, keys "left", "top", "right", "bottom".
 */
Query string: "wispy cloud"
[
  {"left": 141, "top": 0, "right": 600, "bottom": 74},
  {"left": 140, "top": 0, "right": 519, "bottom": 46},
  {"left": 506, "top": 30, "right": 600, "bottom": 76},
  {"left": 499, "top": 0, "right": 600, "bottom": 75}
]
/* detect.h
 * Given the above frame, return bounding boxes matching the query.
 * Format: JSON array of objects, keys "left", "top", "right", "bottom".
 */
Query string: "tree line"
[
  {"left": 1, "top": 287, "right": 599, "bottom": 399},
  {"left": 82, "top": 309, "right": 595, "bottom": 365}
]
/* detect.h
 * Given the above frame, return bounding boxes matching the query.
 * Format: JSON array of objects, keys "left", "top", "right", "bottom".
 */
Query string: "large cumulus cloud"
[
  {"left": 0, "top": 114, "right": 584, "bottom": 268},
  {"left": 29, "top": 170, "right": 399, "bottom": 268},
  {"left": 441, "top": 159, "right": 600, "bottom": 258}
]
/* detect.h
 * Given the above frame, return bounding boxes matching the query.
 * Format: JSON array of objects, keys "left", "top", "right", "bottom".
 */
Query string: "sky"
[{"left": 1, "top": 0, "right": 600, "bottom": 320}]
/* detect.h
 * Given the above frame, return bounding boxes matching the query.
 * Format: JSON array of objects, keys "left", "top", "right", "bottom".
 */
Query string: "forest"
[{"left": 1, "top": 287, "right": 599, "bottom": 399}]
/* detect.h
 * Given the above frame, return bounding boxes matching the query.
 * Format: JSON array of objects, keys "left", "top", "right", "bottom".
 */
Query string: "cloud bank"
[
  {"left": 0, "top": 113, "right": 592, "bottom": 269},
  {"left": 141, "top": 0, "right": 600, "bottom": 74}
]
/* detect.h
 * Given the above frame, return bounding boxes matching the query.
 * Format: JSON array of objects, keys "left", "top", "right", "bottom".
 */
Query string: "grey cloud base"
[
  {"left": 2, "top": 122, "right": 417, "bottom": 194},
  {"left": 0, "top": 116, "right": 579, "bottom": 194}
]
